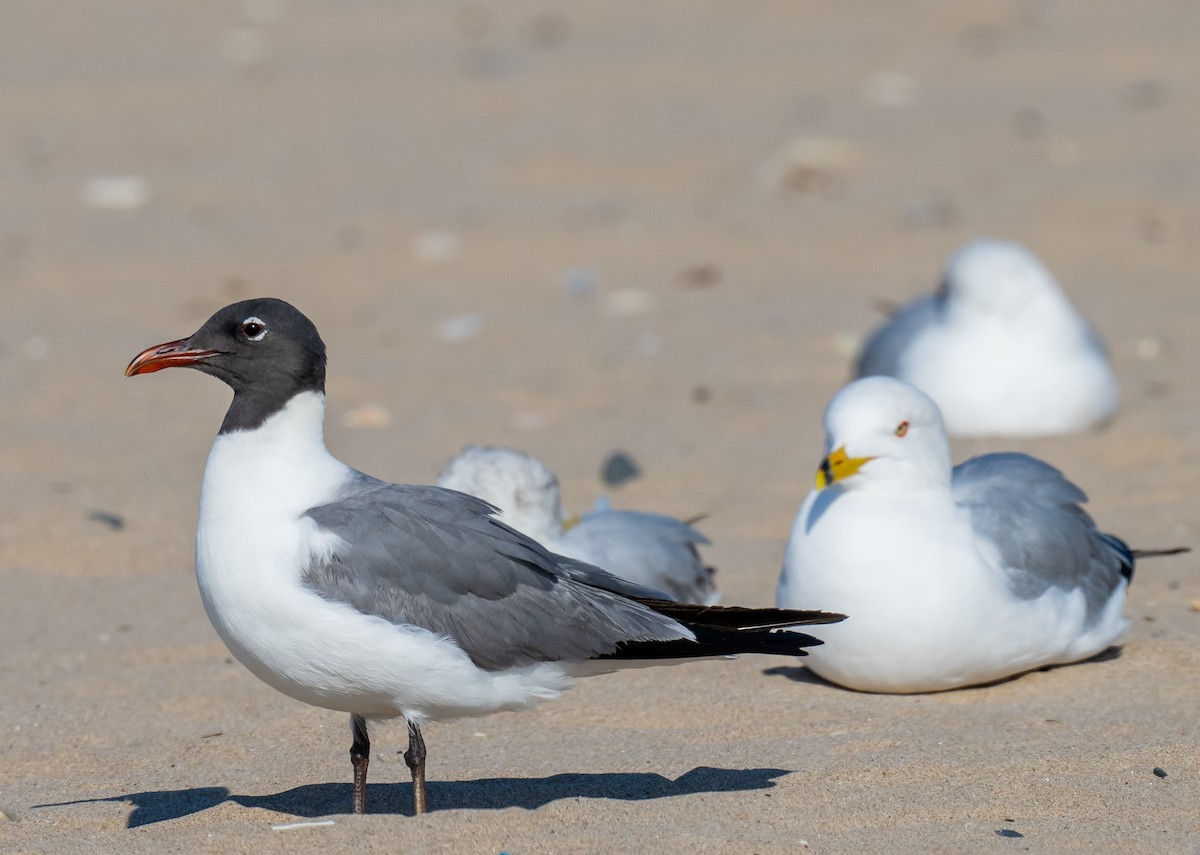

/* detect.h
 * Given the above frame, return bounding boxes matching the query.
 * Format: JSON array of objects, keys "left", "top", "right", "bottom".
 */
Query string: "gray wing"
[
  {"left": 302, "top": 481, "right": 693, "bottom": 671},
  {"left": 951, "top": 453, "right": 1133, "bottom": 621},
  {"left": 856, "top": 294, "right": 939, "bottom": 377},
  {"left": 558, "top": 508, "right": 718, "bottom": 604}
]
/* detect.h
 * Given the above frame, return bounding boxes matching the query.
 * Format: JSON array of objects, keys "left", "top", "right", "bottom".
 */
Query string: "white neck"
[{"left": 200, "top": 391, "right": 351, "bottom": 523}]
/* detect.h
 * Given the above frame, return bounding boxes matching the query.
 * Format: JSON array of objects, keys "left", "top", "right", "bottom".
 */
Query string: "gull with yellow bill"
[{"left": 777, "top": 376, "right": 1182, "bottom": 693}]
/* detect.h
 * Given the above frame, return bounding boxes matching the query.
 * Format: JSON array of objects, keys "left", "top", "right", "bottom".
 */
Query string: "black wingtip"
[
  {"left": 603, "top": 625, "right": 828, "bottom": 662},
  {"left": 633, "top": 599, "right": 847, "bottom": 631},
  {"left": 598, "top": 602, "right": 845, "bottom": 663}
]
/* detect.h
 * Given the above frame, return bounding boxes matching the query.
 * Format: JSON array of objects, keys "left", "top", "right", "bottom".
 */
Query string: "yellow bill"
[{"left": 816, "top": 446, "right": 875, "bottom": 489}]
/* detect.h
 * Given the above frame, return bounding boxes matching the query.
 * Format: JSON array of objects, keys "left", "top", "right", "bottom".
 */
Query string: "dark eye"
[
  {"left": 241, "top": 317, "right": 267, "bottom": 341},
  {"left": 895, "top": 420, "right": 909, "bottom": 437}
]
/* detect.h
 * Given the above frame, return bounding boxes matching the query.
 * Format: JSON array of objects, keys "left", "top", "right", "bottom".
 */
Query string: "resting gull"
[
  {"left": 856, "top": 239, "right": 1118, "bottom": 437},
  {"left": 775, "top": 376, "right": 1177, "bottom": 693}
]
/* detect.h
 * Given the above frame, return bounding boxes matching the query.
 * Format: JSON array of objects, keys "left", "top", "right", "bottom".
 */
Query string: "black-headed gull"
[{"left": 126, "top": 298, "right": 843, "bottom": 814}]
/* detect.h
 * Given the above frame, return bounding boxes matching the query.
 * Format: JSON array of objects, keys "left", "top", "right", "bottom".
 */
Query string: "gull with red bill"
[{"left": 125, "top": 298, "right": 844, "bottom": 815}]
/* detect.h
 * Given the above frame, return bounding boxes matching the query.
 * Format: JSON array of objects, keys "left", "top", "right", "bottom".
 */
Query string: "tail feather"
[
  {"left": 1125, "top": 545, "right": 1190, "bottom": 584},
  {"left": 597, "top": 601, "right": 846, "bottom": 661},
  {"left": 1130, "top": 546, "right": 1190, "bottom": 559},
  {"left": 603, "top": 625, "right": 828, "bottom": 661}
]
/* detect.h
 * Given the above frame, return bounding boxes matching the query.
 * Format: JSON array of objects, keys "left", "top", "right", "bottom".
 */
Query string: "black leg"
[
  {"left": 350, "top": 714, "right": 370, "bottom": 814},
  {"left": 403, "top": 720, "right": 427, "bottom": 815}
]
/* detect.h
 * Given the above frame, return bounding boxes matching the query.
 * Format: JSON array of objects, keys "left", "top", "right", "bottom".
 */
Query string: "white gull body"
[
  {"left": 777, "top": 377, "right": 1133, "bottom": 693},
  {"left": 856, "top": 239, "right": 1118, "bottom": 437},
  {"left": 196, "top": 392, "right": 573, "bottom": 723}
]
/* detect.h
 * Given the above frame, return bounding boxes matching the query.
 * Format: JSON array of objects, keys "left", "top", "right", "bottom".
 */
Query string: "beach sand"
[{"left": 1, "top": 1, "right": 1197, "bottom": 851}]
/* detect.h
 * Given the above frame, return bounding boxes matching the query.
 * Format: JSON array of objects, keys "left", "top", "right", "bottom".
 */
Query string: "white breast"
[{"left": 193, "top": 391, "right": 577, "bottom": 721}]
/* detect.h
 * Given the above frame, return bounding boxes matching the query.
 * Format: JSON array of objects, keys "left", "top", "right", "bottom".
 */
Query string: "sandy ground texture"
[{"left": 2, "top": 1, "right": 1199, "bottom": 852}]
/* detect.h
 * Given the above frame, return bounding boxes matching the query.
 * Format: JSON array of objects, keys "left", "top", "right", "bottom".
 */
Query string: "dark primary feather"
[
  {"left": 304, "top": 480, "right": 841, "bottom": 671},
  {"left": 952, "top": 452, "right": 1133, "bottom": 620}
]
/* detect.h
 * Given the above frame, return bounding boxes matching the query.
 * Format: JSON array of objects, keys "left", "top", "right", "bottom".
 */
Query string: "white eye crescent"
[{"left": 241, "top": 317, "right": 268, "bottom": 341}]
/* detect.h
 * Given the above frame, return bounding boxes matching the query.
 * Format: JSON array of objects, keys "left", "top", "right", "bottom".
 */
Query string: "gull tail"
[
  {"left": 1130, "top": 546, "right": 1190, "bottom": 559},
  {"left": 1109, "top": 541, "right": 1190, "bottom": 585},
  {"left": 601, "top": 602, "right": 846, "bottom": 661}
]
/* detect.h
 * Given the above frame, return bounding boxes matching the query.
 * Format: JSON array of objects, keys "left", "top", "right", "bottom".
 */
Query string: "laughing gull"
[
  {"left": 777, "top": 377, "right": 1181, "bottom": 693},
  {"left": 437, "top": 445, "right": 719, "bottom": 604},
  {"left": 856, "top": 239, "right": 1119, "bottom": 437},
  {"left": 125, "top": 298, "right": 844, "bottom": 815}
]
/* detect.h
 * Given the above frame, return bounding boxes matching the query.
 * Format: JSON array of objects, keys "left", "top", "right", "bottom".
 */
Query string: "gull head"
[
  {"left": 126, "top": 298, "right": 327, "bottom": 396},
  {"left": 816, "top": 377, "right": 952, "bottom": 493},
  {"left": 437, "top": 445, "right": 568, "bottom": 544},
  {"left": 939, "top": 239, "right": 1067, "bottom": 323}
]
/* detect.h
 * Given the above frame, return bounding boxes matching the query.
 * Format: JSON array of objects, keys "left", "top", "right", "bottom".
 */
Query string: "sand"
[{"left": 1, "top": 1, "right": 1198, "bottom": 852}]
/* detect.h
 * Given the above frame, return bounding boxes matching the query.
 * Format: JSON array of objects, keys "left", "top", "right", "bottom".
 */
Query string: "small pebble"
[
  {"left": 832, "top": 330, "right": 862, "bottom": 359},
  {"left": 563, "top": 266, "right": 600, "bottom": 298},
  {"left": 1047, "top": 135, "right": 1079, "bottom": 166},
  {"left": 0, "top": 807, "right": 19, "bottom": 822},
  {"left": 1138, "top": 216, "right": 1166, "bottom": 244},
  {"left": 1188, "top": 599, "right": 1200, "bottom": 612},
  {"left": 678, "top": 264, "right": 721, "bottom": 288},
  {"left": 24, "top": 337, "right": 49, "bottom": 360},
  {"left": 82, "top": 175, "right": 151, "bottom": 210},
  {"left": 899, "top": 194, "right": 959, "bottom": 230},
  {"left": 88, "top": 510, "right": 125, "bottom": 531},
  {"left": 1125, "top": 79, "right": 1169, "bottom": 111},
  {"left": 1153, "top": 767, "right": 1167, "bottom": 778},
  {"left": 994, "top": 829, "right": 1024, "bottom": 839},
  {"left": 438, "top": 314, "right": 485, "bottom": 343},
  {"left": 1012, "top": 108, "right": 1045, "bottom": 139},
  {"left": 601, "top": 452, "right": 640, "bottom": 487},
  {"left": 527, "top": 12, "right": 570, "bottom": 48},
  {"left": 603, "top": 289, "right": 653, "bottom": 316},
  {"left": 637, "top": 332, "right": 663, "bottom": 356},
  {"left": 341, "top": 404, "right": 392, "bottom": 429},
  {"left": 412, "top": 230, "right": 462, "bottom": 264},
  {"left": 759, "top": 136, "right": 861, "bottom": 195},
  {"left": 864, "top": 71, "right": 918, "bottom": 108},
  {"left": 509, "top": 410, "right": 548, "bottom": 430},
  {"left": 1134, "top": 336, "right": 1164, "bottom": 360}
]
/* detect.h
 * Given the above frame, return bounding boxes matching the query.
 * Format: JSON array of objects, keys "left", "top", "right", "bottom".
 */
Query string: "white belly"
[
  {"left": 193, "top": 393, "right": 575, "bottom": 723},
  {"left": 778, "top": 489, "right": 1127, "bottom": 692}
]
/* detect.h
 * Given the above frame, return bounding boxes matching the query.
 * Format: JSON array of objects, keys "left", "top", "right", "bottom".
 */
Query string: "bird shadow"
[
  {"left": 762, "top": 664, "right": 835, "bottom": 687},
  {"left": 31, "top": 766, "right": 792, "bottom": 826},
  {"left": 763, "top": 645, "right": 1126, "bottom": 690}
]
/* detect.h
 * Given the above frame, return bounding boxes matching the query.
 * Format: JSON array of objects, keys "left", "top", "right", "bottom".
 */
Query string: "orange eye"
[{"left": 895, "top": 421, "right": 909, "bottom": 437}]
